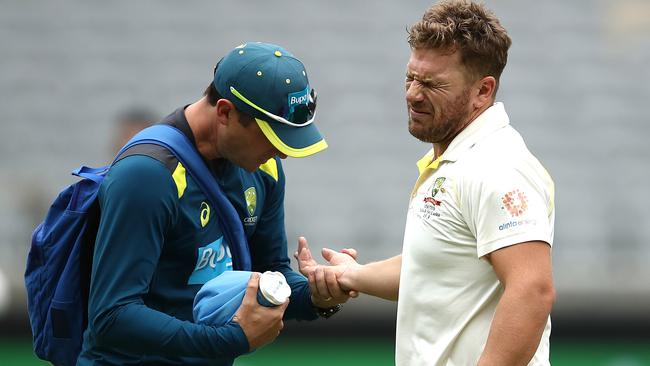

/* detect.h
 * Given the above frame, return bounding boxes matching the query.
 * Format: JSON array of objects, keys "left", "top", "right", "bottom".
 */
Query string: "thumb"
[
  {"left": 321, "top": 248, "right": 337, "bottom": 264},
  {"left": 243, "top": 272, "right": 261, "bottom": 300},
  {"left": 341, "top": 248, "right": 358, "bottom": 260}
]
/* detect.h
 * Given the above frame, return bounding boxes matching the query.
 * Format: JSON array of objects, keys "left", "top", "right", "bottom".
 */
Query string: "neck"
[
  {"left": 432, "top": 102, "right": 492, "bottom": 159},
  {"left": 432, "top": 143, "right": 447, "bottom": 160},
  {"left": 185, "top": 97, "right": 221, "bottom": 160}
]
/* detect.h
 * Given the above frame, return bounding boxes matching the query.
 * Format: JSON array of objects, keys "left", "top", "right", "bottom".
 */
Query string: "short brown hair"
[
  {"left": 203, "top": 81, "right": 254, "bottom": 126},
  {"left": 408, "top": 0, "right": 511, "bottom": 89}
]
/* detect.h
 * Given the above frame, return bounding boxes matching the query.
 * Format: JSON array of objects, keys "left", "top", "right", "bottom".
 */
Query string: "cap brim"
[{"left": 256, "top": 118, "right": 327, "bottom": 158}]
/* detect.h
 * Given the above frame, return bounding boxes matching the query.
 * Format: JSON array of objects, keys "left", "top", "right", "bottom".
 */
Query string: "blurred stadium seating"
[{"left": 1, "top": 0, "right": 649, "bottom": 364}]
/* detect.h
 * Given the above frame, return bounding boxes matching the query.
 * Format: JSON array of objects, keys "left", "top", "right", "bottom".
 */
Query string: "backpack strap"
[
  {"left": 71, "top": 166, "right": 109, "bottom": 184},
  {"left": 117, "top": 125, "right": 252, "bottom": 271}
]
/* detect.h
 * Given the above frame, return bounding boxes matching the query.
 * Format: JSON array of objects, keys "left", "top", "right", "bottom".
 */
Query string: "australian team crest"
[
  {"left": 244, "top": 187, "right": 256, "bottom": 216},
  {"left": 431, "top": 177, "right": 446, "bottom": 197},
  {"left": 244, "top": 187, "right": 258, "bottom": 226},
  {"left": 424, "top": 177, "right": 446, "bottom": 206}
]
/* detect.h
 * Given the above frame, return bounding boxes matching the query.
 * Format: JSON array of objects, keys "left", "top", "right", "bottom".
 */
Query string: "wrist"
[{"left": 339, "top": 263, "right": 361, "bottom": 292}]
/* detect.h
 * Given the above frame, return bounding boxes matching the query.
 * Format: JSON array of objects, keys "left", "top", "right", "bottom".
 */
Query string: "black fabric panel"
[{"left": 114, "top": 144, "right": 179, "bottom": 173}]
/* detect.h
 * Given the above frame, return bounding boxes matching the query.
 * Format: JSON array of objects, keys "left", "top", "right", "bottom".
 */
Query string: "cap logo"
[
  {"left": 289, "top": 94, "right": 308, "bottom": 105},
  {"left": 287, "top": 86, "right": 309, "bottom": 117}
]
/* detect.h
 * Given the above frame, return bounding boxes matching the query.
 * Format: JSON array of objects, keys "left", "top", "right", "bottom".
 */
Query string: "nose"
[{"left": 405, "top": 81, "right": 424, "bottom": 105}]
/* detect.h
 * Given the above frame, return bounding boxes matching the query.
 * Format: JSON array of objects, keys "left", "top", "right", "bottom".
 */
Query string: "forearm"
[
  {"left": 92, "top": 302, "right": 249, "bottom": 359},
  {"left": 477, "top": 286, "right": 554, "bottom": 366},
  {"left": 343, "top": 255, "right": 401, "bottom": 301}
]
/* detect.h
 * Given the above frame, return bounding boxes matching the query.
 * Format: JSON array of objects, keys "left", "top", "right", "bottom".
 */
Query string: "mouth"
[{"left": 409, "top": 107, "right": 431, "bottom": 120}]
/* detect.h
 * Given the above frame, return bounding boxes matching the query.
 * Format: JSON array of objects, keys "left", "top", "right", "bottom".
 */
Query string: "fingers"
[
  {"left": 322, "top": 247, "right": 358, "bottom": 266},
  {"left": 314, "top": 267, "right": 332, "bottom": 299},
  {"left": 341, "top": 248, "right": 358, "bottom": 260},
  {"left": 299, "top": 247, "right": 314, "bottom": 263},
  {"left": 269, "top": 301, "right": 288, "bottom": 338},
  {"left": 309, "top": 266, "right": 355, "bottom": 308},
  {"left": 278, "top": 298, "right": 290, "bottom": 312},
  {"left": 325, "top": 267, "right": 347, "bottom": 299},
  {"left": 295, "top": 241, "right": 360, "bottom": 305},
  {"left": 295, "top": 237, "right": 318, "bottom": 273},
  {"left": 298, "top": 236, "right": 309, "bottom": 249},
  {"left": 308, "top": 270, "right": 330, "bottom": 302},
  {"left": 297, "top": 237, "right": 311, "bottom": 260},
  {"left": 235, "top": 286, "right": 289, "bottom": 351}
]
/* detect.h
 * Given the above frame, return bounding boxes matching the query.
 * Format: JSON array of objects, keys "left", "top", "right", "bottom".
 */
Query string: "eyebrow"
[
  {"left": 406, "top": 71, "right": 438, "bottom": 84},
  {"left": 406, "top": 71, "right": 441, "bottom": 85}
]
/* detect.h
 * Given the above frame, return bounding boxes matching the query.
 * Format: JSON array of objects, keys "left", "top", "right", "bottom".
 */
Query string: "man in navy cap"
[{"left": 77, "top": 42, "right": 350, "bottom": 366}]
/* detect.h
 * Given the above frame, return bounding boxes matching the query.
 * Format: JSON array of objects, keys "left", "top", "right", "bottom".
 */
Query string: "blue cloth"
[{"left": 193, "top": 271, "right": 252, "bottom": 327}]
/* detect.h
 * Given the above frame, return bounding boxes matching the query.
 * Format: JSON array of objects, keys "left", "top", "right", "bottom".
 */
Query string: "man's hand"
[
  {"left": 293, "top": 237, "right": 360, "bottom": 308},
  {"left": 232, "top": 273, "right": 289, "bottom": 351}
]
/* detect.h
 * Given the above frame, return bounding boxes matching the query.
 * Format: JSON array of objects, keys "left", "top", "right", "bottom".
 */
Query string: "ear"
[
  {"left": 215, "top": 98, "right": 235, "bottom": 126},
  {"left": 472, "top": 76, "right": 497, "bottom": 110}
]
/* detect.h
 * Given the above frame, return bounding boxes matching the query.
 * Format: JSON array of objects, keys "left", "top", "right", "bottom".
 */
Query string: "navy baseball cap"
[{"left": 214, "top": 42, "right": 327, "bottom": 158}]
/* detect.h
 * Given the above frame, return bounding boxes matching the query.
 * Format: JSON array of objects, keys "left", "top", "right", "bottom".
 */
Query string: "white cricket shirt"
[{"left": 395, "top": 103, "right": 554, "bottom": 366}]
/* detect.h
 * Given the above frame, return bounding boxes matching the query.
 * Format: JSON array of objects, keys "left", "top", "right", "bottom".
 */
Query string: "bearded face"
[{"left": 405, "top": 48, "right": 475, "bottom": 146}]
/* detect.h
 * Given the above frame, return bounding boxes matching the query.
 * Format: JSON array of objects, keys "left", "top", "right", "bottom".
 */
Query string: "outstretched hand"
[{"left": 294, "top": 237, "right": 360, "bottom": 308}]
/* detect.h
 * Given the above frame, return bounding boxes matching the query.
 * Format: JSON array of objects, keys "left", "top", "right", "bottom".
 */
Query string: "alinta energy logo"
[
  {"left": 501, "top": 189, "right": 528, "bottom": 217},
  {"left": 499, "top": 189, "right": 535, "bottom": 231}
]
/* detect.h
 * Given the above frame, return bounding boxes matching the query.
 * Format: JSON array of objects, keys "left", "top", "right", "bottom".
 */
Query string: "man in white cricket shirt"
[{"left": 295, "top": 1, "right": 556, "bottom": 365}]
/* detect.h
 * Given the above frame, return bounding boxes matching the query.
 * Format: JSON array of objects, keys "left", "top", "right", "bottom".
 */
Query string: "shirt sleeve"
[
  {"left": 88, "top": 155, "right": 249, "bottom": 359},
  {"left": 249, "top": 159, "right": 317, "bottom": 321},
  {"left": 460, "top": 163, "right": 554, "bottom": 258}
]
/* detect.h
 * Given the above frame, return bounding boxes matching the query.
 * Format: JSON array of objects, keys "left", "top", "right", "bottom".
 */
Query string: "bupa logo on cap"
[
  {"left": 288, "top": 86, "right": 309, "bottom": 108},
  {"left": 286, "top": 86, "right": 310, "bottom": 124}
]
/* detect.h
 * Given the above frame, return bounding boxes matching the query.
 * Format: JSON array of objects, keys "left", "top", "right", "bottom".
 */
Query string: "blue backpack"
[{"left": 24, "top": 125, "right": 251, "bottom": 366}]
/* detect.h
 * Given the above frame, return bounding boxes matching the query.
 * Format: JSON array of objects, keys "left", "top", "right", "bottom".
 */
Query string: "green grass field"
[{"left": 3, "top": 338, "right": 650, "bottom": 365}]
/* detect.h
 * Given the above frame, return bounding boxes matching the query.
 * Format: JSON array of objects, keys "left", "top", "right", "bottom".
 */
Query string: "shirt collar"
[{"left": 416, "top": 102, "right": 510, "bottom": 174}]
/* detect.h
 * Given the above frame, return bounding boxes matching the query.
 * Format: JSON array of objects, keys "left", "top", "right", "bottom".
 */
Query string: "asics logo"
[{"left": 200, "top": 202, "right": 210, "bottom": 227}]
